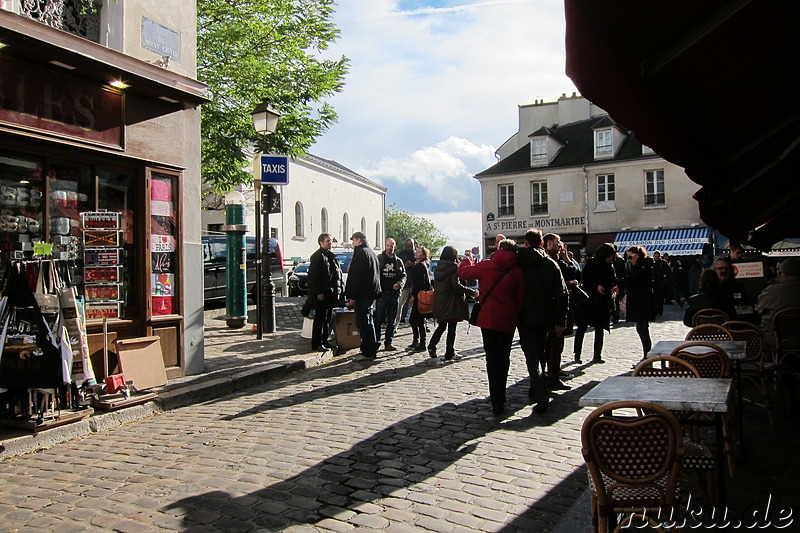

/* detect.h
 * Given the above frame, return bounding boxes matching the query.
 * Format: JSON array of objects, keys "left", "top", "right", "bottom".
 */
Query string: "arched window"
[
  {"left": 375, "top": 221, "right": 381, "bottom": 245},
  {"left": 294, "top": 202, "right": 304, "bottom": 237},
  {"left": 342, "top": 213, "right": 349, "bottom": 241},
  {"left": 361, "top": 217, "right": 367, "bottom": 235},
  {"left": 321, "top": 208, "right": 328, "bottom": 234}
]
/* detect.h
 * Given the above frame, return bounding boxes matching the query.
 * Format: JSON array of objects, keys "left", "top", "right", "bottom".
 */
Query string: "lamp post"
[{"left": 251, "top": 100, "right": 282, "bottom": 338}]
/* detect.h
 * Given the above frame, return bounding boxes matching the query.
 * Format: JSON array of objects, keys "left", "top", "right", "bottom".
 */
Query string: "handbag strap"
[{"left": 480, "top": 268, "right": 510, "bottom": 304}]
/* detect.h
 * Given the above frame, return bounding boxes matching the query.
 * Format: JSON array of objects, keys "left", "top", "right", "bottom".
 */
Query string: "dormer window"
[
  {"left": 529, "top": 130, "right": 563, "bottom": 167},
  {"left": 531, "top": 138, "right": 547, "bottom": 163},
  {"left": 595, "top": 129, "right": 613, "bottom": 155}
]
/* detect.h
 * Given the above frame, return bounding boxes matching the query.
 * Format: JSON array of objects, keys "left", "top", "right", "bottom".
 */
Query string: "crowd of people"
[{"left": 304, "top": 229, "right": 800, "bottom": 417}]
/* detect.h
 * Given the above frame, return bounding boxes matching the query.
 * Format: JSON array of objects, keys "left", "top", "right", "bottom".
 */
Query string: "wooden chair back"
[
  {"left": 685, "top": 323, "right": 733, "bottom": 343},
  {"left": 581, "top": 401, "right": 683, "bottom": 523},
  {"left": 772, "top": 307, "right": 800, "bottom": 357},
  {"left": 723, "top": 320, "right": 767, "bottom": 364},
  {"left": 632, "top": 355, "right": 702, "bottom": 378},
  {"left": 692, "top": 308, "right": 730, "bottom": 327},
  {"left": 669, "top": 341, "right": 731, "bottom": 378}
]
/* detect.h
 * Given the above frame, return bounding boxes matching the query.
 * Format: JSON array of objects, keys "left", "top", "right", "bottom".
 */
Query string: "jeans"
[
  {"left": 396, "top": 286, "right": 412, "bottom": 326},
  {"left": 374, "top": 292, "right": 399, "bottom": 345},
  {"left": 481, "top": 328, "right": 515, "bottom": 409},
  {"left": 574, "top": 323, "right": 605, "bottom": 360},
  {"left": 429, "top": 321, "right": 457, "bottom": 356},
  {"left": 518, "top": 325, "right": 549, "bottom": 404},
  {"left": 353, "top": 298, "right": 379, "bottom": 357},
  {"left": 311, "top": 297, "right": 333, "bottom": 349},
  {"left": 635, "top": 320, "right": 651, "bottom": 358}
]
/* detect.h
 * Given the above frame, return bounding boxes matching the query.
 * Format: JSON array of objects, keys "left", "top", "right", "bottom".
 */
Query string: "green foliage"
[
  {"left": 198, "top": 0, "right": 349, "bottom": 192},
  {"left": 385, "top": 204, "right": 447, "bottom": 257}
]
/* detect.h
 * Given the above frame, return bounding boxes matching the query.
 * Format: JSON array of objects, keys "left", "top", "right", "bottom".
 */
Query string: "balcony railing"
[{"left": 20, "top": 0, "right": 101, "bottom": 42}]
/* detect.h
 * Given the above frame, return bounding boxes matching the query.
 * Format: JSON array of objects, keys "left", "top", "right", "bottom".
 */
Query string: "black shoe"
[
  {"left": 312, "top": 345, "right": 328, "bottom": 353},
  {"left": 592, "top": 357, "right": 606, "bottom": 364},
  {"left": 574, "top": 354, "right": 582, "bottom": 364},
  {"left": 549, "top": 380, "right": 571, "bottom": 391},
  {"left": 533, "top": 399, "right": 549, "bottom": 413},
  {"left": 408, "top": 341, "right": 419, "bottom": 349},
  {"left": 427, "top": 346, "right": 437, "bottom": 358},
  {"left": 444, "top": 352, "right": 455, "bottom": 361},
  {"left": 559, "top": 371, "right": 572, "bottom": 379},
  {"left": 413, "top": 344, "right": 426, "bottom": 353},
  {"left": 492, "top": 403, "right": 505, "bottom": 416}
]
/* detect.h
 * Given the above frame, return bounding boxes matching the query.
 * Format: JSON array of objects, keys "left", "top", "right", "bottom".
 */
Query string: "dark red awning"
[{"left": 564, "top": 0, "right": 800, "bottom": 250}]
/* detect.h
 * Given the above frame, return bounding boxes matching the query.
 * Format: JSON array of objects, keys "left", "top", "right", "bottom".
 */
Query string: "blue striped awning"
[{"left": 614, "top": 227, "right": 711, "bottom": 256}]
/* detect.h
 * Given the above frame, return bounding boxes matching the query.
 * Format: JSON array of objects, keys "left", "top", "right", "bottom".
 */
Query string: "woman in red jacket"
[{"left": 457, "top": 239, "right": 525, "bottom": 416}]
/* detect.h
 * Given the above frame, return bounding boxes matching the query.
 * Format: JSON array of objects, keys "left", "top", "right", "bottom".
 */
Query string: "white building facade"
[
  {"left": 477, "top": 94, "right": 710, "bottom": 261},
  {"left": 203, "top": 154, "right": 387, "bottom": 262}
]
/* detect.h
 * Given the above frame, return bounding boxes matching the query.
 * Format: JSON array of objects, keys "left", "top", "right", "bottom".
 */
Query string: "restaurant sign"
[
  {"left": 486, "top": 216, "right": 586, "bottom": 234},
  {"left": 0, "top": 57, "right": 123, "bottom": 147}
]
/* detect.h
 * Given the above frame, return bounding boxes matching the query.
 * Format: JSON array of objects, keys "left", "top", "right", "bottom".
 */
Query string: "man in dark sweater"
[
  {"left": 345, "top": 232, "right": 381, "bottom": 359},
  {"left": 375, "top": 238, "right": 406, "bottom": 350}
]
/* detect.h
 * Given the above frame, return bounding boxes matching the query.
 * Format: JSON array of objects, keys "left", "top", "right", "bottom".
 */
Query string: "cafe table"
[
  {"left": 647, "top": 340, "right": 747, "bottom": 454},
  {"left": 579, "top": 376, "right": 733, "bottom": 506}
]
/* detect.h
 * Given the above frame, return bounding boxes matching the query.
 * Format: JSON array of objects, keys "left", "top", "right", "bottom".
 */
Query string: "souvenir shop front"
[{"left": 0, "top": 11, "right": 206, "bottom": 425}]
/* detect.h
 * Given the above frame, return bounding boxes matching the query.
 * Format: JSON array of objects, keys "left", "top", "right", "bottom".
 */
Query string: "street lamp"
[{"left": 251, "top": 100, "right": 282, "bottom": 338}]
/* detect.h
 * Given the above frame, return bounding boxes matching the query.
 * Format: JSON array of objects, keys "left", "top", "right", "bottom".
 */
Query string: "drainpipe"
[{"left": 582, "top": 166, "right": 590, "bottom": 257}]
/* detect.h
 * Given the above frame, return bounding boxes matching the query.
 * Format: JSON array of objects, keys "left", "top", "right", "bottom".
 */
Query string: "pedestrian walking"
[
  {"left": 458, "top": 238, "right": 524, "bottom": 416},
  {"left": 306, "top": 233, "right": 342, "bottom": 352},
  {"left": 374, "top": 238, "right": 406, "bottom": 351},
  {"left": 517, "top": 229, "right": 568, "bottom": 413},
  {"left": 427, "top": 246, "right": 477, "bottom": 360},
  {"left": 395, "top": 238, "right": 416, "bottom": 326},
  {"left": 407, "top": 246, "right": 433, "bottom": 352},
  {"left": 617, "top": 245, "right": 655, "bottom": 359},
  {"left": 543, "top": 233, "right": 581, "bottom": 390},
  {"left": 573, "top": 243, "right": 619, "bottom": 364},
  {"left": 344, "top": 232, "right": 381, "bottom": 360}
]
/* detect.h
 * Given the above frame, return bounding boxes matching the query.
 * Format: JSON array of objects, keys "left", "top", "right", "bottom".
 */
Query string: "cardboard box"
[{"left": 333, "top": 309, "right": 361, "bottom": 349}]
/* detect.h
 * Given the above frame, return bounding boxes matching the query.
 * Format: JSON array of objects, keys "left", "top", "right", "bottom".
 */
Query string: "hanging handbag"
[
  {"left": 569, "top": 286, "right": 590, "bottom": 308},
  {"left": 468, "top": 268, "right": 510, "bottom": 326},
  {"left": 35, "top": 261, "right": 61, "bottom": 316},
  {"left": 416, "top": 289, "right": 435, "bottom": 315}
]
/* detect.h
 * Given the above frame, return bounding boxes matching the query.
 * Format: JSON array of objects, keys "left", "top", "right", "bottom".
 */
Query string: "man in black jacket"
[
  {"left": 345, "top": 232, "right": 382, "bottom": 359},
  {"left": 543, "top": 233, "right": 580, "bottom": 390},
  {"left": 375, "top": 238, "right": 406, "bottom": 351},
  {"left": 517, "top": 229, "right": 568, "bottom": 413},
  {"left": 306, "top": 233, "right": 342, "bottom": 352}
]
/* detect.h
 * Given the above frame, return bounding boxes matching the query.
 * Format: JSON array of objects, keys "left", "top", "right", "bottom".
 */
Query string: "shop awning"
[
  {"left": 564, "top": 0, "right": 800, "bottom": 251},
  {"left": 614, "top": 227, "right": 711, "bottom": 256}
]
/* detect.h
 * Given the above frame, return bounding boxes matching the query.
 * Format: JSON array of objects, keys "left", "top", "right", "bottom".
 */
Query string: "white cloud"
[
  {"left": 422, "top": 210, "right": 483, "bottom": 255},
  {"left": 356, "top": 137, "right": 495, "bottom": 207}
]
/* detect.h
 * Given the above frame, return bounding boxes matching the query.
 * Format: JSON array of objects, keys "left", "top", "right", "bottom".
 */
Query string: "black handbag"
[
  {"left": 569, "top": 286, "right": 590, "bottom": 308},
  {"left": 468, "top": 269, "right": 509, "bottom": 326}
]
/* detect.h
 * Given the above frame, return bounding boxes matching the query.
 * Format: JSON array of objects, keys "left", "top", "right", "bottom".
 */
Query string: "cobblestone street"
[{"left": 0, "top": 301, "right": 797, "bottom": 532}]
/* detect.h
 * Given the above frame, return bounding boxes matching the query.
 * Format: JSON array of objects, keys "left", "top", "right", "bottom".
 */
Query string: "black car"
[
  {"left": 202, "top": 233, "right": 284, "bottom": 306},
  {"left": 288, "top": 263, "right": 310, "bottom": 296}
]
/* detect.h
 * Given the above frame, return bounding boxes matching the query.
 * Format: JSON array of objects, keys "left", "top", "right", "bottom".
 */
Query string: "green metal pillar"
[{"left": 223, "top": 192, "right": 247, "bottom": 328}]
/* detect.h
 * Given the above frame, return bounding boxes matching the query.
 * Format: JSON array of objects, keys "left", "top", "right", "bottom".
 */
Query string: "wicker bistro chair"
[
  {"left": 691, "top": 308, "right": 730, "bottom": 327},
  {"left": 631, "top": 356, "right": 716, "bottom": 505},
  {"left": 581, "top": 401, "right": 684, "bottom": 533},
  {"left": 723, "top": 320, "right": 779, "bottom": 425},
  {"left": 772, "top": 307, "right": 800, "bottom": 414},
  {"left": 668, "top": 341, "right": 736, "bottom": 479},
  {"left": 685, "top": 324, "right": 734, "bottom": 343}
]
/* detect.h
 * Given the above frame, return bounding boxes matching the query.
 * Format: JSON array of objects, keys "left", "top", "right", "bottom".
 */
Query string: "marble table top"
[
  {"left": 579, "top": 376, "right": 732, "bottom": 413},
  {"left": 648, "top": 340, "right": 747, "bottom": 360}
]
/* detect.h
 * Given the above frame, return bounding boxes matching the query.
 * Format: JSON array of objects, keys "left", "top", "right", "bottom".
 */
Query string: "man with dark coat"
[
  {"left": 395, "top": 238, "right": 416, "bottom": 326},
  {"left": 374, "top": 238, "right": 406, "bottom": 351},
  {"left": 517, "top": 229, "right": 568, "bottom": 413},
  {"left": 543, "top": 233, "right": 580, "bottom": 390},
  {"left": 306, "top": 233, "right": 342, "bottom": 352},
  {"left": 345, "top": 232, "right": 381, "bottom": 360}
]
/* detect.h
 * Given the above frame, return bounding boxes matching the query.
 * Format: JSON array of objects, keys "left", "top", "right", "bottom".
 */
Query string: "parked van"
[{"left": 202, "top": 233, "right": 285, "bottom": 306}]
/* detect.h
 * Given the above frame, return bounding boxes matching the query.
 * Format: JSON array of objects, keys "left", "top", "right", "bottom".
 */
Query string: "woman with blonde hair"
[{"left": 407, "top": 246, "right": 433, "bottom": 351}]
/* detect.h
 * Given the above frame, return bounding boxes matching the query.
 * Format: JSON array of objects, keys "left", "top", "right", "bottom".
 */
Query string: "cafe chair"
[
  {"left": 581, "top": 401, "right": 684, "bottom": 533},
  {"left": 723, "top": 320, "right": 779, "bottom": 425},
  {"left": 684, "top": 324, "right": 733, "bottom": 343},
  {"left": 669, "top": 341, "right": 736, "bottom": 478},
  {"left": 691, "top": 308, "right": 730, "bottom": 327},
  {"left": 772, "top": 307, "right": 800, "bottom": 415},
  {"left": 631, "top": 356, "right": 716, "bottom": 504}
]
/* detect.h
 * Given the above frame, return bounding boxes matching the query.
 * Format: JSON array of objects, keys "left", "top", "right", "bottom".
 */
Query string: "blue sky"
[{"left": 311, "top": 0, "right": 577, "bottom": 252}]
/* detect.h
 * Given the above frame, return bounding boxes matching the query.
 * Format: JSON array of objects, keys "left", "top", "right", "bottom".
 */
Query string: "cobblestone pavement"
[{"left": 0, "top": 300, "right": 798, "bottom": 532}]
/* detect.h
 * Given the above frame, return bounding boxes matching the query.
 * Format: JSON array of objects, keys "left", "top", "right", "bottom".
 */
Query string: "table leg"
[
  {"left": 735, "top": 361, "right": 746, "bottom": 460},
  {"left": 715, "top": 413, "right": 727, "bottom": 508}
]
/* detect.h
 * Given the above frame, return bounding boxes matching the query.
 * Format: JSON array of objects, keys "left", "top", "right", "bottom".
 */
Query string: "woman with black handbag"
[
  {"left": 573, "top": 243, "right": 619, "bottom": 364},
  {"left": 457, "top": 239, "right": 525, "bottom": 416}
]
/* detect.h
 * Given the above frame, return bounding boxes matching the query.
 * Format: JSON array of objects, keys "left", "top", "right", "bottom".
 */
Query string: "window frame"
[
  {"left": 530, "top": 180, "right": 548, "bottom": 216},
  {"left": 644, "top": 169, "right": 666, "bottom": 206},
  {"left": 595, "top": 129, "right": 613, "bottom": 156},
  {"left": 498, "top": 183, "right": 515, "bottom": 217},
  {"left": 597, "top": 173, "right": 616, "bottom": 202}
]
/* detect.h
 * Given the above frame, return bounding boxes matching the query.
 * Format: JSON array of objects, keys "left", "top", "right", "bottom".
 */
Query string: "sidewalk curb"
[{"left": 0, "top": 349, "right": 338, "bottom": 461}]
